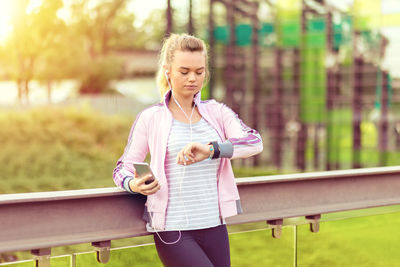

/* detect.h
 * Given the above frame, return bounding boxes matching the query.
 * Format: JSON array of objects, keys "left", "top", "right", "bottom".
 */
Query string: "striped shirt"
[{"left": 164, "top": 117, "right": 222, "bottom": 231}]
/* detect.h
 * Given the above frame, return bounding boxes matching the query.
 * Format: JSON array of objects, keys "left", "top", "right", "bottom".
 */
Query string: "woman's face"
[{"left": 168, "top": 50, "right": 206, "bottom": 99}]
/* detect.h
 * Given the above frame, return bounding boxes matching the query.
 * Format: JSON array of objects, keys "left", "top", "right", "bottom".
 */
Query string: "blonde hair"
[{"left": 156, "top": 33, "right": 209, "bottom": 101}]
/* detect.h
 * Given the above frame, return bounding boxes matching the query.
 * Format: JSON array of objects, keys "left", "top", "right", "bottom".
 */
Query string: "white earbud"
[{"left": 165, "top": 70, "right": 173, "bottom": 91}]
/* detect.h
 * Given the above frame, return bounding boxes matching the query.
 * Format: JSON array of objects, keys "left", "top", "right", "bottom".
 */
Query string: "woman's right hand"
[{"left": 129, "top": 172, "right": 160, "bottom": 195}]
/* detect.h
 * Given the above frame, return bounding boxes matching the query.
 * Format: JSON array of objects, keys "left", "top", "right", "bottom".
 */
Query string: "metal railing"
[{"left": 1, "top": 166, "right": 400, "bottom": 266}]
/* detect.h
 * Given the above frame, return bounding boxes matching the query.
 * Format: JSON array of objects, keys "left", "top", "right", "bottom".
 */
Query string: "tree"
[
  {"left": 134, "top": 8, "right": 166, "bottom": 50},
  {"left": 4, "top": 0, "right": 65, "bottom": 104},
  {"left": 67, "top": 0, "right": 131, "bottom": 94},
  {"left": 35, "top": 25, "right": 83, "bottom": 103}
]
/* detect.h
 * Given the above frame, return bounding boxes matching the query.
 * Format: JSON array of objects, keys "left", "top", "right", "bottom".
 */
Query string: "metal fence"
[{"left": 1, "top": 166, "right": 400, "bottom": 266}]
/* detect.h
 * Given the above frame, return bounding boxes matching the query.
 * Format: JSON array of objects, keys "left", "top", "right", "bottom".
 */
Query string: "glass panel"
[
  {"left": 0, "top": 255, "right": 71, "bottom": 267},
  {"left": 297, "top": 211, "right": 400, "bottom": 266},
  {"left": 0, "top": 260, "right": 34, "bottom": 266},
  {"left": 51, "top": 255, "right": 71, "bottom": 267},
  {"left": 230, "top": 226, "right": 295, "bottom": 267},
  {"left": 75, "top": 244, "right": 162, "bottom": 267}
]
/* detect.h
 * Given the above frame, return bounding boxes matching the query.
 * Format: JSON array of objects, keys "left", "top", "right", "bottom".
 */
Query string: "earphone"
[
  {"left": 149, "top": 69, "right": 193, "bottom": 245},
  {"left": 165, "top": 70, "right": 173, "bottom": 92}
]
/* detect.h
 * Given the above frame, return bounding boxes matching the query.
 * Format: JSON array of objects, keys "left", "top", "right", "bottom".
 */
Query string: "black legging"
[{"left": 153, "top": 225, "right": 230, "bottom": 267}]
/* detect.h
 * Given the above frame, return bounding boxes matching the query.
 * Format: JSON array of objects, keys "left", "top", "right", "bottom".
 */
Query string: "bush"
[
  {"left": 0, "top": 106, "right": 132, "bottom": 193},
  {"left": 78, "top": 56, "right": 123, "bottom": 94}
]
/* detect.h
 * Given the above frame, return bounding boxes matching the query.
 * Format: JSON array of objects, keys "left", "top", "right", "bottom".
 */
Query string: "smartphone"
[{"left": 133, "top": 162, "right": 156, "bottom": 185}]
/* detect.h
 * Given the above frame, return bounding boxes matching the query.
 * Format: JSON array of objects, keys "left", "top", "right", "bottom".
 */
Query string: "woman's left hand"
[{"left": 176, "top": 142, "right": 213, "bottom": 165}]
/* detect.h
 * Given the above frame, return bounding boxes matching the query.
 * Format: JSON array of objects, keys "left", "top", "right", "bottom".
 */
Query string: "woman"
[{"left": 113, "top": 33, "right": 263, "bottom": 267}]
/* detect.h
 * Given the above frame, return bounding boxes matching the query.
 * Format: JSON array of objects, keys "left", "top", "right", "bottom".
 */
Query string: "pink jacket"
[{"left": 113, "top": 90, "right": 263, "bottom": 230}]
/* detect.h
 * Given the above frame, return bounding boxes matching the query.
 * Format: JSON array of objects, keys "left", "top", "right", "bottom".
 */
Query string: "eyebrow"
[{"left": 179, "top": 67, "right": 205, "bottom": 71}]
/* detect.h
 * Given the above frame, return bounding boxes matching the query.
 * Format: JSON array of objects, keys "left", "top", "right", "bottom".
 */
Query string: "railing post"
[
  {"left": 31, "top": 248, "right": 51, "bottom": 267},
  {"left": 294, "top": 225, "right": 298, "bottom": 267},
  {"left": 92, "top": 240, "right": 111, "bottom": 264},
  {"left": 306, "top": 214, "right": 321, "bottom": 233},
  {"left": 267, "top": 219, "right": 283, "bottom": 238}
]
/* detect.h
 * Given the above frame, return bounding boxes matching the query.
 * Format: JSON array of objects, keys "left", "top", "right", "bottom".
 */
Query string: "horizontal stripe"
[
  {"left": 165, "top": 159, "right": 219, "bottom": 166},
  {"left": 231, "top": 139, "right": 262, "bottom": 146},
  {"left": 166, "top": 207, "right": 219, "bottom": 214},
  {"left": 167, "top": 131, "right": 215, "bottom": 140},
  {"left": 168, "top": 199, "right": 218, "bottom": 206},
  {"left": 167, "top": 198, "right": 219, "bottom": 205},
  {"left": 166, "top": 201, "right": 219, "bottom": 209},
  {"left": 165, "top": 167, "right": 219, "bottom": 176},
  {"left": 168, "top": 198, "right": 218, "bottom": 204},
  {"left": 166, "top": 209, "right": 219, "bottom": 217},
  {"left": 168, "top": 185, "right": 217, "bottom": 192},
  {"left": 167, "top": 206, "right": 219, "bottom": 213},
  {"left": 168, "top": 192, "right": 217, "bottom": 198},
  {"left": 165, "top": 224, "right": 223, "bottom": 231},
  {"left": 166, "top": 218, "right": 220, "bottom": 226},
  {"left": 167, "top": 219, "right": 220, "bottom": 225},
  {"left": 165, "top": 160, "right": 219, "bottom": 167},
  {"left": 165, "top": 117, "right": 221, "bottom": 230},
  {"left": 167, "top": 187, "right": 217, "bottom": 194},
  {"left": 166, "top": 216, "right": 220, "bottom": 223},
  {"left": 229, "top": 135, "right": 259, "bottom": 144},
  {"left": 168, "top": 183, "right": 218, "bottom": 191},
  {"left": 166, "top": 170, "right": 219, "bottom": 178},
  {"left": 164, "top": 165, "right": 219, "bottom": 172}
]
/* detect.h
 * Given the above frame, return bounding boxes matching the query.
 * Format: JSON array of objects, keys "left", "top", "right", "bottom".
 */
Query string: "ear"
[{"left": 162, "top": 65, "right": 170, "bottom": 74}]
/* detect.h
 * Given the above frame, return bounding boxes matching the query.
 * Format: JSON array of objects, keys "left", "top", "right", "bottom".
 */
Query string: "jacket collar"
[{"left": 162, "top": 89, "right": 202, "bottom": 109}]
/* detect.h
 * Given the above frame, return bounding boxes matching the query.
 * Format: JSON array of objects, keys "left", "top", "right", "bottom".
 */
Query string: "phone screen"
[{"left": 133, "top": 163, "right": 155, "bottom": 185}]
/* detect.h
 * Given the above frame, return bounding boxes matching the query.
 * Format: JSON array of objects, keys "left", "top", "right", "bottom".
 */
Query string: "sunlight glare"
[
  {"left": 0, "top": 0, "right": 13, "bottom": 42},
  {"left": 0, "top": 0, "right": 44, "bottom": 43},
  {"left": 26, "top": 0, "right": 44, "bottom": 14}
]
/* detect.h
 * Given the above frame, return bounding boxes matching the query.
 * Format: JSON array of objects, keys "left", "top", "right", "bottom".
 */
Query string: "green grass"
[{"left": 297, "top": 211, "right": 400, "bottom": 267}]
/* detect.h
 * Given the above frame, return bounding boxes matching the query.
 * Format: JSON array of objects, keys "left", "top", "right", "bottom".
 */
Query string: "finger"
[
  {"left": 183, "top": 147, "right": 192, "bottom": 164},
  {"left": 135, "top": 175, "right": 149, "bottom": 186},
  {"left": 183, "top": 154, "right": 189, "bottom": 164},
  {"left": 177, "top": 150, "right": 187, "bottom": 165},
  {"left": 176, "top": 150, "right": 183, "bottom": 164},
  {"left": 142, "top": 184, "right": 161, "bottom": 195},
  {"left": 184, "top": 145, "right": 196, "bottom": 162},
  {"left": 141, "top": 179, "right": 158, "bottom": 190},
  {"left": 143, "top": 173, "right": 154, "bottom": 180},
  {"left": 180, "top": 150, "right": 186, "bottom": 164},
  {"left": 187, "top": 153, "right": 195, "bottom": 162},
  {"left": 141, "top": 183, "right": 160, "bottom": 194},
  {"left": 184, "top": 144, "right": 193, "bottom": 154},
  {"left": 141, "top": 176, "right": 156, "bottom": 188},
  {"left": 183, "top": 148, "right": 194, "bottom": 162},
  {"left": 183, "top": 160, "right": 194, "bottom": 166}
]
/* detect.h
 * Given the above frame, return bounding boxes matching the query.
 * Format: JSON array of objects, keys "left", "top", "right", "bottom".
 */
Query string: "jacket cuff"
[
  {"left": 218, "top": 140, "right": 233, "bottom": 158},
  {"left": 122, "top": 176, "right": 135, "bottom": 194}
]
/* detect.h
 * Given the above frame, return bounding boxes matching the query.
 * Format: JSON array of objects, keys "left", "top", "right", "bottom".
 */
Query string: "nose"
[{"left": 188, "top": 72, "right": 196, "bottom": 82}]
